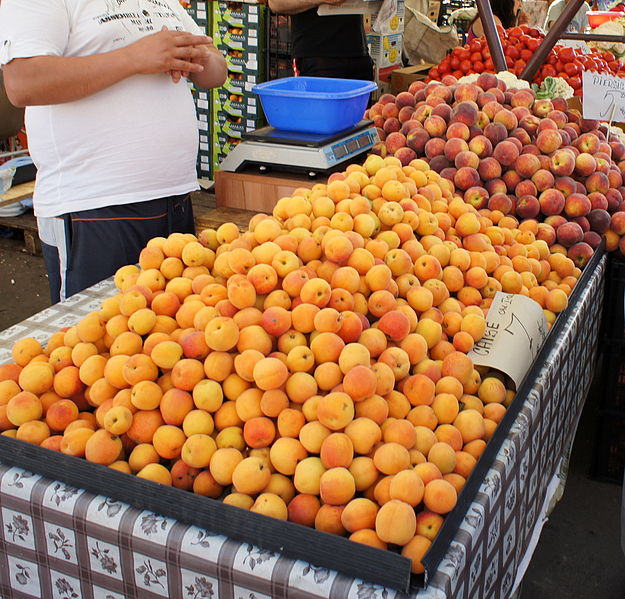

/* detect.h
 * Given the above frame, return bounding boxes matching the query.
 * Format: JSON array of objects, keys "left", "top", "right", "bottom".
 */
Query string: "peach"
[
  {"left": 401, "top": 535, "right": 432, "bottom": 574},
  {"left": 320, "top": 433, "right": 354, "bottom": 469},
  {"left": 84, "top": 429, "right": 123, "bottom": 466},
  {"left": 128, "top": 443, "right": 160, "bottom": 472},
  {"left": 375, "top": 499, "right": 416, "bottom": 546},
  {"left": 317, "top": 392, "right": 354, "bottom": 431},
  {"left": 288, "top": 493, "right": 321, "bottom": 527},
  {"left": 389, "top": 468, "right": 425, "bottom": 507},
  {"left": 244, "top": 416, "right": 277, "bottom": 448},
  {"left": 341, "top": 497, "right": 379, "bottom": 533},
  {"left": 427, "top": 441, "right": 457, "bottom": 474},
  {"left": 193, "top": 470, "right": 223, "bottom": 498},
  {"left": 136, "top": 463, "right": 172, "bottom": 486},
  {"left": 252, "top": 357, "right": 289, "bottom": 391},
  {"left": 294, "top": 456, "right": 326, "bottom": 495},
  {"left": 423, "top": 478, "right": 457, "bottom": 514},
  {"left": 152, "top": 424, "right": 186, "bottom": 460},
  {"left": 314, "top": 504, "right": 346, "bottom": 536},
  {"left": 16, "top": 420, "right": 50, "bottom": 445},
  {"left": 6, "top": 391, "right": 43, "bottom": 426},
  {"left": 319, "top": 466, "right": 356, "bottom": 505},
  {"left": 251, "top": 493, "right": 288, "bottom": 520}
]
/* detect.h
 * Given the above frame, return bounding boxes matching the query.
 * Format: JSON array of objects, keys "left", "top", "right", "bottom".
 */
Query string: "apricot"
[
  {"left": 423, "top": 478, "right": 458, "bottom": 514},
  {"left": 375, "top": 499, "right": 416, "bottom": 546}
]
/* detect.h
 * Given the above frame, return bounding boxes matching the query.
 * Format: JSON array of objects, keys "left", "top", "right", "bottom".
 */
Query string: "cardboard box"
[
  {"left": 365, "top": 0, "right": 405, "bottom": 34},
  {"left": 390, "top": 63, "right": 434, "bottom": 94},
  {"left": 367, "top": 32, "right": 403, "bottom": 69},
  {"left": 213, "top": 88, "right": 262, "bottom": 119}
]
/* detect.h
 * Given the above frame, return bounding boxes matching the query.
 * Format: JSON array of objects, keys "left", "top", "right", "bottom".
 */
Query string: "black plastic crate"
[
  {"left": 597, "top": 341, "right": 625, "bottom": 413},
  {"left": 602, "top": 254, "right": 625, "bottom": 341},
  {"left": 591, "top": 410, "right": 625, "bottom": 484}
]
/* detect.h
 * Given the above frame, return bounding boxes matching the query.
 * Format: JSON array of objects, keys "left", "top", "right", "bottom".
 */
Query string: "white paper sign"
[
  {"left": 557, "top": 39, "right": 590, "bottom": 53},
  {"left": 582, "top": 70, "right": 625, "bottom": 123},
  {"left": 467, "top": 292, "right": 549, "bottom": 388}
]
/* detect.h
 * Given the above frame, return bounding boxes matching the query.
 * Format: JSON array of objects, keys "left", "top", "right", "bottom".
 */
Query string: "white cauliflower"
[
  {"left": 588, "top": 19, "right": 625, "bottom": 58},
  {"left": 495, "top": 71, "right": 531, "bottom": 89},
  {"left": 456, "top": 71, "right": 530, "bottom": 89}
]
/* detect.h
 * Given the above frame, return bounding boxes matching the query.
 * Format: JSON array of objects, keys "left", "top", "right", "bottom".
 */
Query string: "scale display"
[{"left": 327, "top": 129, "right": 377, "bottom": 163}]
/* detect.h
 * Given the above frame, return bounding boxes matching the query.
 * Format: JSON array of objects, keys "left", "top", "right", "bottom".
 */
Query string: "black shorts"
[
  {"left": 294, "top": 55, "right": 375, "bottom": 81},
  {"left": 41, "top": 193, "right": 195, "bottom": 304}
]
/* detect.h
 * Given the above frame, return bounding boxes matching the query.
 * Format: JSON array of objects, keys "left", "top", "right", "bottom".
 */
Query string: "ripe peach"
[
  {"left": 84, "top": 429, "right": 123, "bottom": 466},
  {"left": 317, "top": 392, "right": 355, "bottom": 431},
  {"left": 423, "top": 478, "right": 458, "bottom": 514},
  {"left": 375, "top": 499, "right": 416, "bottom": 546}
]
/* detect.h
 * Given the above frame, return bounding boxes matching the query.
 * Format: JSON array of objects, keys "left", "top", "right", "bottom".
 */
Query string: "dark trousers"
[
  {"left": 295, "top": 55, "right": 375, "bottom": 81},
  {"left": 41, "top": 193, "right": 195, "bottom": 304}
]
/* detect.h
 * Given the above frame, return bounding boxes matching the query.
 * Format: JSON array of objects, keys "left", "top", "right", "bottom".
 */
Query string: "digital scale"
[{"left": 218, "top": 120, "right": 380, "bottom": 178}]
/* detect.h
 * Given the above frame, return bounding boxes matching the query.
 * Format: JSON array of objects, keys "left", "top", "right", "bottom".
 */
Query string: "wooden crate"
[
  {"left": 214, "top": 168, "right": 326, "bottom": 213},
  {"left": 194, "top": 207, "right": 260, "bottom": 235},
  {"left": 0, "top": 210, "right": 41, "bottom": 255}
]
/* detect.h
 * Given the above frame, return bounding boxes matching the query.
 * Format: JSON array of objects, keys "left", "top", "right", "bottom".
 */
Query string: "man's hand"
[{"left": 128, "top": 27, "right": 212, "bottom": 78}]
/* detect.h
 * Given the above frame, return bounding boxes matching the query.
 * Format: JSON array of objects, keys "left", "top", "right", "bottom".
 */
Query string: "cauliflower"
[
  {"left": 532, "top": 76, "right": 574, "bottom": 100},
  {"left": 457, "top": 71, "right": 530, "bottom": 89},
  {"left": 457, "top": 73, "right": 480, "bottom": 84},
  {"left": 494, "top": 71, "right": 531, "bottom": 89},
  {"left": 588, "top": 19, "right": 625, "bottom": 58}
]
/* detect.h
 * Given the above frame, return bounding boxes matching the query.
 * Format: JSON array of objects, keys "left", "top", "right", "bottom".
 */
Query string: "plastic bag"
[{"left": 0, "top": 156, "right": 33, "bottom": 217}]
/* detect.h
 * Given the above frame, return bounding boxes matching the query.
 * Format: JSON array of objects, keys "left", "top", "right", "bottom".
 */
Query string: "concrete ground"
[{"left": 0, "top": 219, "right": 624, "bottom": 598}]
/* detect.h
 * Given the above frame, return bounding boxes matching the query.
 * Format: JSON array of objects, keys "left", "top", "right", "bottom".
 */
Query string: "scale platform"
[{"left": 218, "top": 120, "right": 380, "bottom": 178}]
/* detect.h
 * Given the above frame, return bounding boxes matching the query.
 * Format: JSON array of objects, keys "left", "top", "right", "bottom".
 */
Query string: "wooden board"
[
  {"left": 195, "top": 207, "right": 259, "bottom": 234},
  {"left": 0, "top": 210, "right": 41, "bottom": 255},
  {"left": 0, "top": 180, "right": 35, "bottom": 208},
  {"left": 215, "top": 169, "right": 326, "bottom": 213}
]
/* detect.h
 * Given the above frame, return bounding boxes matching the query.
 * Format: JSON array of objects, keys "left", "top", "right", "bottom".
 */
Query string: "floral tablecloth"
[{"left": 0, "top": 252, "right": 606, "bottom": 599}]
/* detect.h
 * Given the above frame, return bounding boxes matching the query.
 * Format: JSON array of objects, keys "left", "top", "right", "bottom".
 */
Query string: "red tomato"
[
  {"left": 429, "top": 68, "right": 440, "bottom": 80},
  {"left": 474, "top": 61, "right": 485, "bottom": 73},
  {"left": 439, "top": 62, "right": 451, "bottom": 74},
  {"left": 526, "top": 38, "right": 540, "bottom": 51},
  {"left": 460, "top": 59, "right": 472, "bottom": 73},
  {"left": 569, "top": 75, "right": 582, "bottom": 89},
  {"left": 541, "top": 64, "right": 557, "bottom": 77},
  {"left": 469, "top": 39, "right": 482, "bottom": 53},
  {"left": 520, "top": 49, "right": 533, "bottom": 62},
  {"left": 471, "top": 51, "right": 482, "bottom": 62},
  {"left": 564, "top": 62, "right": 579, "bottom": 76},
  {"left": 452, "top": 70, "right": 463, "bottom": 78},
  {"left": 484, "top": 58, "right": 494, "bottom": 70},
  {"left": 559, "top": 47, "right": 575, "bottom": 62},
  {"left": 459, "top": 49, "right": 471, "bottom": 61},
  {"left": 450, "top": 57, "right": 460, "bottom": 69},
  {"left": 508, "top": 26, "right": 522, "bottom": 37},
  {"left": 507, "top": 46, "right": 520, "bottom": 60}
]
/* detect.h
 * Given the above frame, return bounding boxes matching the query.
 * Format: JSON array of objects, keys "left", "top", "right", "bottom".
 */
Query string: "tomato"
[
  {"left": 505, "top": 55, "right": 515, "bottom": 68},
  {"left": 471, "top": 51, "right": 482, "bottom": 62},
  {"left": 452, "top": 70, "right": 463, "bottom": 78},
  {"left": 569, "top": 75, "right": 582, "bottom": 89},
  {"left": 469, "top": 39, "right": 482, "bottom": 53},
  {"left": 460, "top": 59, "right": 472, "bottom": 73},
  {"left": 564, "top": 62, "right": 579, "bottom": 76},
  {"left": 450, "top": 57, "right": 460, "bottom": 69},
  {"left": 474, "top": 61, "right": 484, "bottom": 73},
  {"left": 541, "top": 64, "right": 556, "bottom": 77},
  {"left": 459, "top": 49, "right": 471, "bottom": 61},
  {"left": 515, "top": 59, "right": 526, "bottom": 72},
  {"left": 507, "top": 46, "right": 520, "bottom": 60},
  {"left": 429, "top": 68, "right": 440, "bottom": 80},
  {"left": 559, "top": 47, "right": 575, "bottom": 62},
  {"left": 439, "top": 62, "right": 451, "bottom": 74},
  {"left": 609, "top": 60, "right": 620, "bottom": 72},
  {"left": 508, "top": 26, "right": 522, "bottom": 37},
  {"left": 520, "top": 49, "right": 533, "bottom": 62},
  {"left": 484, "top": 58, "right": 494, "bottom": 70},
  {"left": 601, "top": 51, "right": 616, "bottom": 62},
  {"left": 526, "top": 38, "right": 540, "bottom": 51},
  {"left": 482, "top": 48, "right": 491, "bottom": 60}
]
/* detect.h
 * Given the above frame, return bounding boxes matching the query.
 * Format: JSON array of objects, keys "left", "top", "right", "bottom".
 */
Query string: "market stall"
[{"left": 0, "top": 244, "right": 606, "bottom": 598}]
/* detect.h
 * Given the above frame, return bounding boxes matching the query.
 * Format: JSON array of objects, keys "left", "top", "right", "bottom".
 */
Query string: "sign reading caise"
[{"left": 467, "top": 292, "right": 549, "bottom": 388}]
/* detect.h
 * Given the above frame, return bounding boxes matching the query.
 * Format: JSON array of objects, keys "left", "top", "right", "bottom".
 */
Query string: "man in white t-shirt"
[
  {"left": 544, "top": 0, "right": 591, "bottom": 32},
  {"left": 0, "top": 0, "right": 227, "bottom": 302}
]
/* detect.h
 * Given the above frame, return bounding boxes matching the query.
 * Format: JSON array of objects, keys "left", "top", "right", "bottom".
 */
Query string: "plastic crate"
[
  {"left": 591, "top": 410, "right": 625, "bottom": 484},
  {"left": 251, "top": 76, "right": 377, "bottom": 134},
  {"left": 588, "top": 10, "right": 625, "bottom": 27},
  {"left": 602, "top": 255, "right": 625, "bottom": 340},
  {"left": 597, "top": 341, "right": 625, "bottom": 413}
]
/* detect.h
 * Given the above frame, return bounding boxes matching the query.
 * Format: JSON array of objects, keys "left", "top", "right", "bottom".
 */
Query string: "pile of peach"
[
  {"left": 0, "top": 154, "right": 585, "bottom": 574},
  {"left": 366, "top": 72, "right": 625, "bottom": 266}
]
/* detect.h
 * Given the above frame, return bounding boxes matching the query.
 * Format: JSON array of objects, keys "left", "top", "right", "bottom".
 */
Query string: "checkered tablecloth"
[{"left": 0, "top": 253, "right": 607, "bottom": 599}]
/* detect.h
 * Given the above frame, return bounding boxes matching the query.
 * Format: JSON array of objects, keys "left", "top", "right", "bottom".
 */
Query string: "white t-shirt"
[
  {"left": 0, "top": 0, "right": 203, "bottom": 218},
  {"left": 544, "top": 0, "right": 590, "bottom": 33}
]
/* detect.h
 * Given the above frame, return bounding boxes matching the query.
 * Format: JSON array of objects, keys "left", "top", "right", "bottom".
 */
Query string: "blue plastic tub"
[{"left": 252, "top": 77, "right": 377, "bottom": 135}]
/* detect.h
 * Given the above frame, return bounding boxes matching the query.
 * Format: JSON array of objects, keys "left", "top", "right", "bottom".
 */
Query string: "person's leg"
[{"left": 61, "top": 194, "right": 192, "bottom": 299}]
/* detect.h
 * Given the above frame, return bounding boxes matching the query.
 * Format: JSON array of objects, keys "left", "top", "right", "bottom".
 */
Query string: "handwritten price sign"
[
  {"left": 467, "top": 292, "right": 549, "bottom": 388},
  {"left": 582, "top": 70, "right": 625, "bottom": 122}
]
